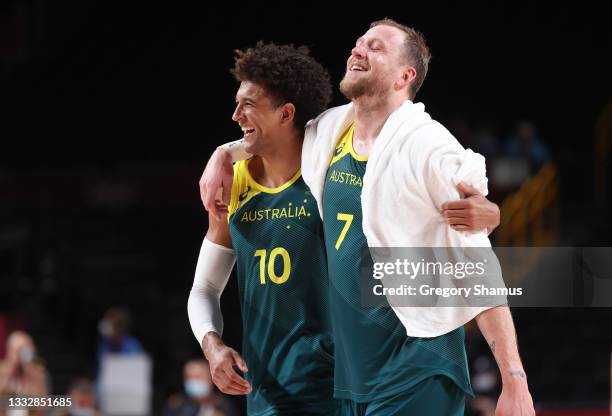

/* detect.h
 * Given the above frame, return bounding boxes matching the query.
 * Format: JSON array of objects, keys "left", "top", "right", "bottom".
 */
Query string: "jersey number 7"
[{"left": 335, "top": 213, "right": 354, "bottom": 250}]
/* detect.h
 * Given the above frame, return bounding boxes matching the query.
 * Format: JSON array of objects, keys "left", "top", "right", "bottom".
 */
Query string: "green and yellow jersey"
[
  {"left": 322, "top": 124, "right": 473, "bottom": 402},
  {"left": 228, "top": 159, "right": 336, "bottom": 416}
]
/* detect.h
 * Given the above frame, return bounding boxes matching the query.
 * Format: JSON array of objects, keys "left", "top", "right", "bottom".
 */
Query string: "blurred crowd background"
[{"left": 1, "top": 1, "right": 611, "bottom": 415}]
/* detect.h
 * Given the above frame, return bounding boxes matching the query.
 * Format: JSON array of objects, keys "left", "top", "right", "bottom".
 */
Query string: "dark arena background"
[{"left": 1, "top": 1, "right": 611, "bottom": 415}]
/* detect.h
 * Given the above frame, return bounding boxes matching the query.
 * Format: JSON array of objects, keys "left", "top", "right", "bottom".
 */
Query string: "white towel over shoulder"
[{"left": 302, "top": 100, "right": 502, "bottom": 337}]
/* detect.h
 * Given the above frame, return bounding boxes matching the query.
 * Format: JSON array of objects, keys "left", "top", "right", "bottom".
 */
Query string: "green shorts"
[{"left": 340, "top": 375, "right": 465, "bottom": 416}]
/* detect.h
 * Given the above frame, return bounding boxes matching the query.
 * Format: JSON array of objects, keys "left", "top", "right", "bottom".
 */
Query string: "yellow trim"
[
  {"left": 330, "top": 125, "right": 353, "bottom": 167},
  {"left": 228, "top": 160, "right": 261, "bottom": 220},
  {"left": 347, "top": 126, "right": 368, "bottom": 162},
  {"left": 245, "top": 158, "right": 302, "bottom": 194},
  {"left": 329, "top": 124, "right": 368, "bottom": 167},
  {"left": 228, "top": 161, "right": 241, "bottom": 221},
  {"left": 228, "top": 158, "right": 302, "bottom": 221}
]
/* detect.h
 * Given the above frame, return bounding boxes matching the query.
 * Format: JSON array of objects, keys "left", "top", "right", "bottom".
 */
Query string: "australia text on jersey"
[
  {"left": 328, "top": 169, "right": 363, "bottom": 187},
  {"left": 240, "top": 201, "right": 312, "bottom": 222}
]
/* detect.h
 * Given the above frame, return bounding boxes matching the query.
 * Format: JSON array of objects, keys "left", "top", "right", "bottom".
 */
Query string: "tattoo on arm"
[
  {"left": 489, "top": 340, "right": 502, "bottom": 366},
  {"left": 509, "top": 370, "right": 526, "bottom": 378}
]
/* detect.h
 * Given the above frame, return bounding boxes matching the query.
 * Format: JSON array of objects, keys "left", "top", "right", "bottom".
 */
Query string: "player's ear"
[
  {"left": 396, "top": 66, "right": 417, "bottom": 91},
  {"left": 279, "top": 103, "right": 296, "bottom": 125}
]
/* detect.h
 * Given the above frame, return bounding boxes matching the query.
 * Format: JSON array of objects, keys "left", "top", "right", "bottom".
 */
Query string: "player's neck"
[
  {"left": 251, "top": 133, "right": 302, "bottom": 188},
  {"left": 352, "top": 94, "right": 408, "bottom": 141}
]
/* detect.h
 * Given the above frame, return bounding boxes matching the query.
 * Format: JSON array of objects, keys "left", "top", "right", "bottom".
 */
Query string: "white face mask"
[
  {"left": 98, "top": 319, "right": 113, "bottom": 338},
  {"left": 19, "top": 348, "right": 35, "bottom": 364},
  {"left": 184, "top": 379, "right": 212, "bottom": 399}
]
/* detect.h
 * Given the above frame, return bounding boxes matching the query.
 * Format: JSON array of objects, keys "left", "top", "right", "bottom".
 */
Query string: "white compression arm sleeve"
[{"left": 187, "top": 237, "right": 236, "bottom": 347}]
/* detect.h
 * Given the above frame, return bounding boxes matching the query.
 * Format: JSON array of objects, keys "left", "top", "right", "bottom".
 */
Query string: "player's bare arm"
[
  {"left": 441, "top": 182, "right": 501, "bottom": 234},
  {"left": 199, "top": 142, "right": 500, "bottom": 233},
  {"left": 200, "top": 138, "right": 252, "bottom": 220},
  {"left": 475, "top": 305, "right": 535, "bottom": 416},
  {"left": 200, "top": 147, "right": 235, "bottom": 220},
  {"left": 203, "top": 331, "right": 251, "bottom": 396},
  {"left": 205, "top": 210, "right": 233, "bottom": 249}
]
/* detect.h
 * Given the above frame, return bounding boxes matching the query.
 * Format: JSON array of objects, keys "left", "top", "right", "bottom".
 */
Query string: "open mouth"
[
  {"left": 349, "top": 63, "right": 368, "bottom": 72},
  {"left": 242, "top": 127, "right": 256, "bottom": 138}
]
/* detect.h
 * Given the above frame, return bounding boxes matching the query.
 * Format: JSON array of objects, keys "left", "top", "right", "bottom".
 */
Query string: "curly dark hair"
[{"left": 231, "top": 41, "right": 332, "bottom": 135}]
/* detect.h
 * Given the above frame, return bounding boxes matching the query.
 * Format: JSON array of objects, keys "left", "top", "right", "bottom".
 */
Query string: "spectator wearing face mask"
[
  {"left": 0, "top": 331, "right": 48, "bottom": 416},
  {"left": 163, "top": 359, "right": 237, "bottom": 416}
]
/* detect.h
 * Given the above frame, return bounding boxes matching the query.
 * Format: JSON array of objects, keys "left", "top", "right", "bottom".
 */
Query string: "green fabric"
[
  {"left": 230, "top": 173, "right": 337, "bottom": 415},
  {"left": 322, "top": 130, "right": 473, "bottom": 402},
  {"left": 339, "top": 375, "right": 465, "bottom": 416}
]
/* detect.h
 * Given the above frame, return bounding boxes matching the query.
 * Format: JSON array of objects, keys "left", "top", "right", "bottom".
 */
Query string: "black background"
[{"left": 1, "top": 1, "right": 611, "bottom": 413}]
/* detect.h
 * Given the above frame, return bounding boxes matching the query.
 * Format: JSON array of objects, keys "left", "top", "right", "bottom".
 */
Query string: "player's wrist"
[
  {"left": 217, "top": 139, "right": 250, "bottom": 163},
  {"left": 501, "top": 368, "right": 528, "bottom": 387},
  {"left": 215, "top": 146, "right": 231, "bottom": 159},
  {"left": 486, "top": 201, "right": 500, "bottom": 231},
  {"left": 202, "top": 331, "right": 224, "bottom": 357}
]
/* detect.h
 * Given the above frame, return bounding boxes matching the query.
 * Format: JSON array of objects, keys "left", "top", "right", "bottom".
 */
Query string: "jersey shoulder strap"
[{"left": 228, "top": 159, "right": 259, "bottom": 220}]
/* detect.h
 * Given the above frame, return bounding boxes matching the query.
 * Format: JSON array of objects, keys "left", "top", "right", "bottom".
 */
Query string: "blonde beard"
[{"left": 339, "top": 73, "right": 387, "bottom": 101}]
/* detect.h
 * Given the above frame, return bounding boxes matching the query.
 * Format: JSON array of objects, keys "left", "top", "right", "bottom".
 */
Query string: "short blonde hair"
[{"left": 370, "top": 18, "right": 431, "bottom": 98}]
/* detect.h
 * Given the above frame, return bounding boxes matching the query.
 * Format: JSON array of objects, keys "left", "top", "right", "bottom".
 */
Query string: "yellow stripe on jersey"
[
  {"left": 228, "top": 160, "right": 259, "bottom": 221},
  {"left": 228, "top": 158, "right": 302, "bottom": 220},
  {"left": 329, "top": 123, "right": 368, "bottom": 168}
]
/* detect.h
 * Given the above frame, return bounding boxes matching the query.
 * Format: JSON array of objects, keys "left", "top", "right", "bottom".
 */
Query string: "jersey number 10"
[{"left": 254, "top": 247, "right": 291, "bottom": 284}]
